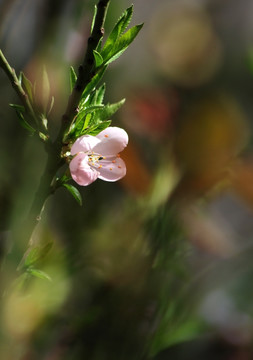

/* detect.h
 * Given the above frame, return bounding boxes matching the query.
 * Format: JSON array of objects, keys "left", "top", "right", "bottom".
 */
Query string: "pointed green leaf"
[
  {"left": 10, "top": 104, "right": 35, "bottom": 133},
  {"left": 102, "top": 6, "right": 134, "bottom": 56},
  {"left": 24, "top": 242, "right": 53, "bottom": 268},
  {"left": 39, "top": 132, "right": 49, "bottom": 142},
  {"left": 94, "top": 99, "right": 125, "bottom": 122},
  {"left": 27, "top": 268, "right": 52, "bottom": 282},
  {"left": 93, "top": 50, "right": 104, "bottom": 67},
  {"left": 96, "top": 84, "right": 106, "bottom": 105},
  {"left": 87, "top": 120, "right": 111, "bottom": 136},
  {"left": 104, "top": 49, "right": 126, "bottom": 65},
  {"left": 41, "top": 114, "right": 48, "bottom": 130},
  {"left": 48, "top": 96, "right": 54, "bottom": 115},
  {"left": 90, "top": 4, "right": 98, "bottom": 33},
  {"left": 103, "top": 24, "right": 143, "bottom": 65},
  {"left": 41, "top": 66, "right": 50, "bottom": 113},
  {"left": 81, "top": 65, "right": 107, "bottom": 102},
  {"left": 66, "top": 104, "right": 104, "bottom": 139},
  {"left": 20, "top": 72, "right": 34, "bottom": 104},
  {"left": 56, "top": 173, "right": 72, "bottom": 186},
  {"left": 10, "top": 103, "right": 24, "bottom": 112},
  {"left": 63, "top": 183, "right": 82, "bottom": 205},
  {"left": 70, "top": 66, "right": 77, "bottom": 92}
]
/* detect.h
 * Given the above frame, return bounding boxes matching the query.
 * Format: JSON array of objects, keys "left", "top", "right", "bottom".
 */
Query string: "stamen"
[
  {"left": 110, "top": 168, "right": 112, "bottom": 171},
  {"left": 118, "top": 166, "right": 122, "bottom": 169},
  {"left": 112, "top": 160, "right": 116, "bottom": 163},
  {"left": 104, "top": 134, "right": 109, "bottom": 138},
  {"left": 117, "top": 154, "right": 121, "bottom": 158}
]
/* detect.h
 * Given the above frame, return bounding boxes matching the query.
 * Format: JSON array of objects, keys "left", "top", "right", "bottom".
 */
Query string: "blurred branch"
[
  {"left": 0, "top": 49, "right": 37, "bottom": 125},
  {"left": 0, "top": 0, "right": 111, "bottom": 267}
]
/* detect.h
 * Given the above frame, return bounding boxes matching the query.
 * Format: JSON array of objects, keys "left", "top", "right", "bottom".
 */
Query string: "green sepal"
[
  {"left": 26, "top": 267, "right": 52, "bottom": 282},
  {"left": 63, "top": 183, "right": 82, "bottom": 205},
  {"left": 70, "top": 66, "right": 77, "bottom": 92},
  {"left": 20, "top": 72, "right": 34, "bottom": 104},
  {"left": 93, "top": 50, "right": 104, "bottom": 67},
  {"left": 9, "top": 104, "right": 35, "bottom": 133},
  {"left": 103, "top": 24, "right": 143, "bottom": 65}
]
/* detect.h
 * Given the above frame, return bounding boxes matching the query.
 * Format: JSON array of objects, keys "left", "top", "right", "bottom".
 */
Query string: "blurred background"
[{"left": 1, "top": 0, "right": 253, "bottom": 359}]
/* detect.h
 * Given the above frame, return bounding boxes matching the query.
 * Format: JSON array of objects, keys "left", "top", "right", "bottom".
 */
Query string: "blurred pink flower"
[{"left": 69, "top": 127, "right": 128, "bottom": 186}]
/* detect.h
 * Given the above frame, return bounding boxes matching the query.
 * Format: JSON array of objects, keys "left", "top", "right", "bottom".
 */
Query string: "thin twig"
[{"left": 0, "top": 49, "right": 38, "bottom": 124}]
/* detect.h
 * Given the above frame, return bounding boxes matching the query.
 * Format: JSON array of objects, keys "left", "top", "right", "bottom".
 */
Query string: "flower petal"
[
  {"left": 93, "top": 127, "right": 129, "bottom": 155},
  {"left": 69, "top": 153, "right": 98, "bottom": 186},
  {"left": 97, "top": 157, "right": 126, "bottom": 182},
  {"left": 71, "top": 135, "right": 101, "bottom": 155}
]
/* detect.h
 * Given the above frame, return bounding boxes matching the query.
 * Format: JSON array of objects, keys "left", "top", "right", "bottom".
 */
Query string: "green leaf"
[
  {"left": 41, "top": 66, "right": 50, "bottom": 113},
  {"left": 48, "top": 96, "right": 54, "bottom": 115},
  {"left": 70, "top": 66, "right": 77, "bottom": 92},
  {"left": 39, "top": 132, "right": 49, "bottom": 142},
  {"left": 87, "top": 120, "right": 111, "bottom": 136},
  {"left": 56, "top": 173, "right": 72, "bottom": 186},
  {"left": 96, "top": 84, "right": 106, "bottom": 105},
  {"left": 93, "top": 99, "right": 125, "bottom": 122},
  {"left": 93, "top": 50, "right": 104, "bottom": 67},
  {"left": 103, "top": 24, "right": 143, "bottom": 65},
  {"left": 27, "top": 267, "right": 52, "bottom": 282},
  {"left": 41, "top": 114, "right": 48, "bottom": 130},
  {"left": 24, "top": 242, "right": 53, "bottom": 268},
  {"left": 90, "top": 4, "right": 97, "bottom": 33},
  {"left": 81, "top": 66, "right": 107, "bottom": 102},
  {"left": 20, "top": 72, "right": 33, "bottom": 104},
  {"left": 63, "top": 183, "right": 82, "bottom": 205},
  {"left": 66, "top": 104, "right": 104, "bottom": 140},
  {"left": 102, "top": 6, "right": 134, "bottom": 56},
  {"left": 10, "top": 104, "right": 35, "bottom": 133}
]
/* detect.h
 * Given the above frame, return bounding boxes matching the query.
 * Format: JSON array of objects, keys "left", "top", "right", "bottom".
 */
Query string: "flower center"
[{"left": 88, "top": 152, "right": 105, "bottom": 169}]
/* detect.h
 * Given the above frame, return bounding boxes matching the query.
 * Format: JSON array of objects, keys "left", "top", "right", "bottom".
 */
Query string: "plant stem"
[
  {"left": 55, "top": 0, "right": 110, "bottom": 146},
  {"left": 0, "top": 0, "right": 111, "bottom": 253}
]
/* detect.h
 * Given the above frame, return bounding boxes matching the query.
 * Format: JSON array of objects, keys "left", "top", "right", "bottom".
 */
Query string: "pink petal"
[
  {"left": 69, "top": 153, "right": 98, "bottom": 186},
  {"left": 97, "top": 157, "right": 126, "bottom": 182},
  {"left": 93, "top": 127, "right": 128, "bottom": 155},
  {"left": 71, "top": 135, "right": 101, "bottom": 155}
]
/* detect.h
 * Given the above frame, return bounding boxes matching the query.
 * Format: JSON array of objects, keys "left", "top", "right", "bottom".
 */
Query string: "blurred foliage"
[{"left": 1, "top": 0, "right": 253, "bottom": 359}]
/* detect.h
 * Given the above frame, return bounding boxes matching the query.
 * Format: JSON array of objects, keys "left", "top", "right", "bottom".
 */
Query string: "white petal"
[
  {"left": 71, "top": 135, "right": 101, "bottom": 155},
  {"left": 69, "top": 153, "right": 98, "bottom": 186},
  {"left": 97, "top": 157, "right": 126, "bottom": 182},
  {"left": 93, "top": 127, "right": 128, "bottom": 155}
]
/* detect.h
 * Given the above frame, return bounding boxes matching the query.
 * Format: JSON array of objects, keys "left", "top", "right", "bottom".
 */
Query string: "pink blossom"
[{"left": 69, "top": 127, "right": 128, "bottom": 186}]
